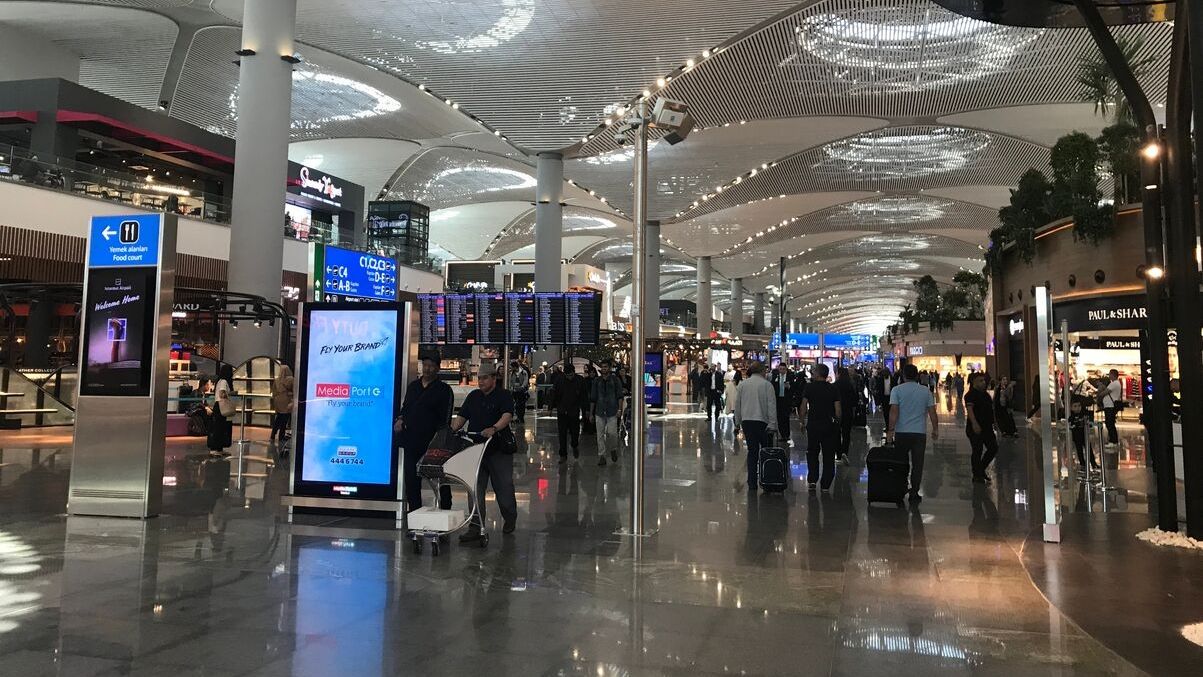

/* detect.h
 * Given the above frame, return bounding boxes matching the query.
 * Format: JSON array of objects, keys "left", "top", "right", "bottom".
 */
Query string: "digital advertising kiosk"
[{"left": 282, "top": 301, "right": 417, "bottom": 524}]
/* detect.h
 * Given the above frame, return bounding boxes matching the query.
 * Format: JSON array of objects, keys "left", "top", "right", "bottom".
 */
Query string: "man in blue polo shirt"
[{"left": 886, "top": 363, "right": 939, "bottom": 503}]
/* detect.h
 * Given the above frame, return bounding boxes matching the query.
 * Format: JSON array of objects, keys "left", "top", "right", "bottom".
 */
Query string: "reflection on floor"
[{"left": 0, "top": 399, "right": 1199, "bottom": 676}]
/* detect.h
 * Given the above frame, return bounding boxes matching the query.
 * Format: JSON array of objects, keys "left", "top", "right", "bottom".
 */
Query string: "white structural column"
[
  {"left": 535, "top": 152, "right": 564, "bottom": 293},
  {"left": 753, "top": 293, "right": 766, "bottom": 334},
  {"left": 226, "top": 0, "right": 297, "bottom": 361},
  {"left": 730, "top": 278, "right": 744, "bottom": 335},
  {"left": 696, "top": 256, "right": 712, "bottom": 337},
  {"left": 643, "top": 220, "right": 660, "bottom": 336},
  {"left": 605, "top": 262, "right": 625, "bottom": 325}
]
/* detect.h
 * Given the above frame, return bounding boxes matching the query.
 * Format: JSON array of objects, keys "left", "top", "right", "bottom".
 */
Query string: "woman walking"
[{"left": 271, "top": 364, "right": 295, "bottom": 452}]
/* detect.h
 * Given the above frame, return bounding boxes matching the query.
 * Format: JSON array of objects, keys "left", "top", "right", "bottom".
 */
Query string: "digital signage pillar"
[
  {"left": 283, "top": 302, "right": 416, "bottom": 525},
  {"left": 69, "top": 213, "right": 177, "bottom": 518}
]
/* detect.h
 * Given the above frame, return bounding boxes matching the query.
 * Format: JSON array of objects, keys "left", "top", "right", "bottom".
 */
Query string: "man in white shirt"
[
  {"left": 734, "top": 362, "right": 777, "bottom": 490},
  {"left": 1101, "top": 369, "right": 1123, "bottom": 446},
  {"left": 886, "top": 364, "right": 939, "bottom": 503}
]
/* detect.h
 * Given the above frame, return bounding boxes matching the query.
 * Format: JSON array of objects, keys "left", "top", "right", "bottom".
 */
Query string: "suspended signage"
[
  {"left": 289, "top": 165, "right": 344, "bottom": 208},
  {"left": 313, "top": 244, "right": 398, "bottom": 302},
  {"left": 907, "top": 345, "right": 924, "bottom": 356},
  {"left": 416, "top": 291, "right": 600, "bottom": 346}
]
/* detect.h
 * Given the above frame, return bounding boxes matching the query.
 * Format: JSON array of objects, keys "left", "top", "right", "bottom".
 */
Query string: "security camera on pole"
[{"left": 620, "top": 97, "right": 693, "bottom": 538}]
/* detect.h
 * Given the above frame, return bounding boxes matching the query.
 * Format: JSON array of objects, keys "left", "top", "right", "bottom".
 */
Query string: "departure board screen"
[
  {"left": 535, "top": 293, "right": 566, "bottom": 344},
  {"left": 418, "top": 292, "right": 600, "bottom": 345},
  {"left": 505, "top": 293, "right": 536, "bottom": 344},
  {"left": 564, "top": 292, "right": 601, "bottom": 345},
  {"left": 416, "top": 294, "right": 445, "bottom": 344},
  {"left": 474, "top": 293, "right": 507, "bottom": 344},
  {"left": 444, "top": 293, "right": 477, "bottom": 344}
]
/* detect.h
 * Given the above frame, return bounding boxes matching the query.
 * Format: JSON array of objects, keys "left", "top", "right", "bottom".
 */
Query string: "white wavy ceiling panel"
[{"left": 0, "top": 2, "right": 177, "bottom": 109}]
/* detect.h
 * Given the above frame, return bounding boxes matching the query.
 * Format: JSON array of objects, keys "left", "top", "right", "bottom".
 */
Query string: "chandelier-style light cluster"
[
  {"left": 814, "top": 127, "right": 991, "bottom": 179},
  {"left": 835, "top": 195, "right": 953, "bottom": 225}
]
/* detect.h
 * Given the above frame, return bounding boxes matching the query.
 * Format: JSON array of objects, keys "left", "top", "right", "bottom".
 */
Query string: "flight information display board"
[
  {"left": 505, "top": 293, "right": 536, "bottom": 344},
  {"left": 415, "top": 292, "right": 600, "bottom": 345},
  {"left": 416, "top": 294, "right": 444, "bottom": 344},
  {"left": 474, "top": 293, "right": 506, "bottom": 344},
  {"left": 564, "top": 292, "right": 601, "bottom": 345},
  {"left": 444, "top": 293, "right": 477, "bottom": 344},
  {"left": 535, "top": 292, "right": 567, "bottom": 344}
]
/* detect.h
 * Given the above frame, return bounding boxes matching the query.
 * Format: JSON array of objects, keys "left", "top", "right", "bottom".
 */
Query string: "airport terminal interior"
[{"left": 0, "top": 1, "right": 1201, "bottom": 675}]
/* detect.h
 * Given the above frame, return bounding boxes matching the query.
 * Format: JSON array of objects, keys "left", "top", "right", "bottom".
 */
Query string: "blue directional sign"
[
  {"left": 87, "top": 214, "right": 163, "bottom": 268},
  {"left": 321, "top": 245, "right": 397, "bottom": 302}
]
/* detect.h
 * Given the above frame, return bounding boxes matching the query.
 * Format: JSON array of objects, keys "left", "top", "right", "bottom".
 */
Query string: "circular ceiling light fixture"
[
  {"left": 847, "top": 234, "right": 935, "bottom": 253},
  {"left": 797, "top": 2, "right": 1043, "bottom": 94},
  {"left": 417, "top": 0, "right": 535, "bottom": 54},
  {"left": 816, "top": 127, "right": 991, "bottom": 179}
]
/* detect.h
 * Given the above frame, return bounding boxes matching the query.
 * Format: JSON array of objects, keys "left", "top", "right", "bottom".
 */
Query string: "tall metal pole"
[
  {"left": 1036, "top": 287, "right": 1060, "bottom": 542},
  {"left": 629, "top": 101, "right": 649, "bottom": 536},
  {"left": 1075, "top": 0, "right": 1175, "bottom": 531},
  {"left": 779, "top": 257, "right": 787, "bottom": 352},
  {"left": 1178, "top": 0, "right": 1203, "bottom": 537}
]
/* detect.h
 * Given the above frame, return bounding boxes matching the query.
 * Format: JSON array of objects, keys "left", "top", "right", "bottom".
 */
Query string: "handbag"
[
  {"left": 217, "top": 394, "right": 236, "bottom": 417},
  {"left": 491, "top": 426, "right": 518, "bottom": 455}
]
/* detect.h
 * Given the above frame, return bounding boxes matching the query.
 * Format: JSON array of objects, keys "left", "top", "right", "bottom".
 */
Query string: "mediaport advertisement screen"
[{"left": 294, "top": 304, "right": 404, "bottom": 501}]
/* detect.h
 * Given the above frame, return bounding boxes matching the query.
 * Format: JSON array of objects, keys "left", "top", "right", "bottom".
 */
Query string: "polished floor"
[{"left": 0, "top": 392, "right": 1199, "bottom": 676}]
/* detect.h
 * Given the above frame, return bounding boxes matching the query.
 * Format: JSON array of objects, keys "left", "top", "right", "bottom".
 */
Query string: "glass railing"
[
  {"left": 22, "top": 365, "right": 78, "bottom": 411},
  {"left": 0, "top": 367, "right": 75, "bottom": 427},
  {"left": 0, "top": 144, "right": 230, "bottom": 223}
]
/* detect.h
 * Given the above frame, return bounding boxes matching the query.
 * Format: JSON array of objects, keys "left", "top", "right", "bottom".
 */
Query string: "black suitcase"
[
  {"left": 852, "top": 401, "right": 867, "bottom": 427},
  {"left": 758, "top": 446, "right": 789, "bottom": 492},
  {"left": 866, "top": 444, "right": 909, "bottom": 506}
]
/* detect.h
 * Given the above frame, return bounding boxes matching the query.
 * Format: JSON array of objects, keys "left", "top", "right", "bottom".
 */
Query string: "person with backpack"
[{"left": 588, "top": 359, "right": 624, "bottom": 466}]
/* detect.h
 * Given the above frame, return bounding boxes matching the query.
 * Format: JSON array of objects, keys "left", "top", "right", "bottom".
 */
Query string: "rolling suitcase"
[
  {"left": 866, "top": 444, "right": 909, "bottom": 506},
  {"left": 852, "top": 400, "right": 867, "bottom": 427},
  {"left": 758, "top": 446, "right": 789, "bottom": 492}
]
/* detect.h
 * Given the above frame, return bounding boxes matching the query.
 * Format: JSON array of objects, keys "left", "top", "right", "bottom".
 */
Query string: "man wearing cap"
[
  {"left": 394, "top": 352, "right": 454, "bottom": 514},
  {"left": 449, "top": 362, "right": 518, "bottom": 539}
]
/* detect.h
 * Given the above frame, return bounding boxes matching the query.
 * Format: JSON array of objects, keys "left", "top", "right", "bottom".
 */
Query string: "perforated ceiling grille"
[
  {"left": 382, "top": 147, "right": 537, "bottom": 210},
  {"left": 0, "top": 3, "right": 177, "bottom": 109},
  {"left": 488, "top": 207, "right": 628, "bottom": 258},
  {"left": 670, "top": 126, "right": 1047, "bottom": 224},
  {"left": 241, "top": 0, "right": 807, "bottom": 151},
  {"left": 578, "top": 0, "right": 1171, "bottom": 158}
]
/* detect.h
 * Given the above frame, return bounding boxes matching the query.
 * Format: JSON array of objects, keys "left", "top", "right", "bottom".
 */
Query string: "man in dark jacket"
[
  {"left": 704, "top": 363, "right": 725, "bottom": 421},
  {"left": 770, "top": 363, "right": 795, "bottom": 444},
  {"left": 394, "top": 352, "right": 454, "bottom": 513},
  {"left": 552, "top": 362, "right": 589, "bottom": 462}
]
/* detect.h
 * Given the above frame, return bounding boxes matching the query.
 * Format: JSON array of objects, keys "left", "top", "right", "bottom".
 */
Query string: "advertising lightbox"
[
  {"left": 293, "top": 304, "right": 405, "bottom": 501},
  {"left": 79, "top": 268, "right": 157, "bottom": 396},
  {"left": 644, "top": 352, "right": 665, "bottom": 408}
]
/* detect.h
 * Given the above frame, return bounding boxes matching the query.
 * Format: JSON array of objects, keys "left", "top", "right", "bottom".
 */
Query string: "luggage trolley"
[{"left": 409, "top": 431, "right": 491, "bottom": 556}]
